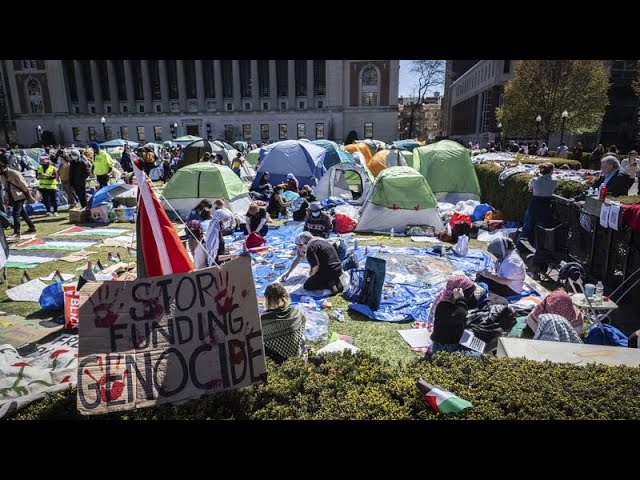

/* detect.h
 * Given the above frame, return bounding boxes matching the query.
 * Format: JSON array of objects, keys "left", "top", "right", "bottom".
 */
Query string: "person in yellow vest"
[
  {"left": 37, "top": 154, "right": 59, "bottom": 216},
  {"left": 91, "top": 141, "right": 114, "bottom": 188}
]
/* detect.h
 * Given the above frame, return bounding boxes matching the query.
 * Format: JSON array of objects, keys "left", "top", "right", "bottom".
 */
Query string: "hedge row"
[
  {"left": 512, "top": 154, "right": 582, "bottom": 169},
  {"left": 10, "top": 352, "right": 640, "bottom": 420},
  {"left": 474, "top": 164, "right": 586, "bottom": 221}
]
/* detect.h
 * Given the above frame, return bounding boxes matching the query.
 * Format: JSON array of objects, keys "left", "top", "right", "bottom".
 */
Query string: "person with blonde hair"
[
  {"left": 261, "top": 282, "right": 307, "bottom": 363},
  {"left": 245, "top": 202, "right": 269, "bottom": 236}
]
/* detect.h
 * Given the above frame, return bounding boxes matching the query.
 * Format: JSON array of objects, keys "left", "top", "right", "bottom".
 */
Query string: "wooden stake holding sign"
[{"left": 76, "top": 255, "right": 267, "bottom": 415}]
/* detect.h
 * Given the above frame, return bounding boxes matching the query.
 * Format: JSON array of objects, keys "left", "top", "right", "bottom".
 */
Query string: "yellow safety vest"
[{"left": 37, "top": 165, "right": 57, "bottom": 190}]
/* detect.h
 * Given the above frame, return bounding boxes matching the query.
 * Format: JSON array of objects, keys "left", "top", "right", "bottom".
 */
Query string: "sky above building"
[{"left": 399, "top": 60, "right": 445, "bottom": 98}]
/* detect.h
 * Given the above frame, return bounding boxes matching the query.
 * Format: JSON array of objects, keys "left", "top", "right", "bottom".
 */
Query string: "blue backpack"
[{"left": 585, "top": 323, "right": 628, "bottom": 347}]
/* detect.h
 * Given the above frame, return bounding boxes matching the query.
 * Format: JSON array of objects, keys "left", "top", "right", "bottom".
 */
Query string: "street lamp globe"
[
  {"left": 37, "top": 125, "right": 42, "bottom": 133},
  {"left": 536, "top": 115, "right": 541, "bottom": 123},
  {"left": 173, "top": 122, "right": 178, "bottom": 129},
  {"left": 497, "top": 122, "right": 502, "bottom": 129},
  {"left": 562, "top": 110, "right": 568, "bottom": 119},
  {"left": 101, "top": 116, "right": 106, "bottom": 125}
]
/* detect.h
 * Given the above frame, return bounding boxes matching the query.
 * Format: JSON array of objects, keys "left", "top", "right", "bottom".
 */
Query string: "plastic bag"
[
  {"left": 449, "top": 212, "right": 472, "bottom": 228},
  {"left": 453, "top": 234, "right": 469, "bottom": 256},
  {"left": 334, "top": 213, "right": 357, "bottom": 234},
  {"left": 39, "top": 282, "right": 65, "bottom": 311}
]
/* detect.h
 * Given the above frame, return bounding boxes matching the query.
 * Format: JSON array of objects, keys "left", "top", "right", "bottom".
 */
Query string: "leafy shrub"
[{"left": 10, "top": 352, "right": 640, "bottom": 420}]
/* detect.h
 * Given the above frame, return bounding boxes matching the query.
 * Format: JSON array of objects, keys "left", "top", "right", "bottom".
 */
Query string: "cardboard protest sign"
[{"left": 76, "top": 255, "right": 266, "bottom": 415}]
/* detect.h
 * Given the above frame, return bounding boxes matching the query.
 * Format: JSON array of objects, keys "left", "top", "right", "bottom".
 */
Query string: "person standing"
[
  {"left": 91, "top": 142, "right": 114, "bottom": 188},
  {"left": 68, "top": 149, "right": 91, "bottom": 208},
  {"left": 231, "top": 152, "right": 244, "bottom": 177},
  {"left": 37, "top": 155, "right": 58, "bottom": 216},
  {"left": 518, "top": 162, "right": 557, "bottom": 243},
  {"left": 621, "top": 150, "right": 639, "bottom": 192},
  {"left": 58, "top": 153, "right": 77, "bottom": 208},
  {"left": 0, "top": 156, "right": 36, "bottom": 239}
]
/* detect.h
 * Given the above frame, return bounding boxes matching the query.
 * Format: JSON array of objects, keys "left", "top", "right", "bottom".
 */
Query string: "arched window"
[
  {"left": 26, "top": 78, "right": 43, "bottom": 114},
  {"left": 360, "top": 66, "right": 379, "bottom": 107}
]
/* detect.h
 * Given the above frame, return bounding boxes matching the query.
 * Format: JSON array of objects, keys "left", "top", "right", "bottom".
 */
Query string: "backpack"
[{"left": 344, "top": 257, "right": 386, "bottom": 311}]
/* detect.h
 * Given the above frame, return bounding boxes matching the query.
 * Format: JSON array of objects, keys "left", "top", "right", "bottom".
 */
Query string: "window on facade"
[
  {"left": 74, "top": 106, "right": 80, "bottom": 113},
  {"left": 313, "top": 60, "right": 326, "bottom": 96},
  {"left": 88, "top": 127, "right": 97, "bottom": 141},
  {"left": 122, "top": 105, "right": 128, "bottom": 113},
  {"left": 26, "top": 79, "right": 43, "bottom": 114},
  {"left": 299, "top": 101, "right": 305, "bottom": 109},
  {"left": 131, "top": 60, "right": 144, "bottom": 100},
  {"left": 245, "top": 102, "right": 251, "bottom": 110},
  {"left": 280, "top": 101, "right": 286, "bottom": 110},
  {"left": 276, "top": 60, "right": 288, "bottom": 97},
  {"left": 239, "top": 60, "right": 251, "bottom": 97},
  {"left": 90, "top": 106, "right": 96, "bottom": 114},
  {"left": 156, "top": 104, "right": 161, "bottom": 113},
  {"left": 203, "top": 60, "right": 215, "bottom": 98},
  {"left": 297, "top": 123, "right": 305, "bottom": 139},
  {"left": 137, "top": 126, "right": 145, "bottom": 142},
  {"left": 97, "top": 60, "right": 110, "bottom": 101},
  {"left": 72, "top": 127, "right": 81, "bottom": 142},
  {"left": 115, "top": 60, "right": 127, "bottom": 101},
  {"left": 317, "top": 100, "right": 324, "bottom": 108},
  {"left": 121, "top": 126, "right": 129, "bottom": 140},
  {"left": 62, "top": 60, "right": 78, "bottom": 103},
  {"left": 503, "top": 60, "right": 510, "bottom": 74},
  {"left": 263, "top": 102, "right": 269, "bottom": 110},
  {"left": 360, "top": 66, "right": 379, "bottom": 107},
  {"left": 361, "top": 92, "right": 377, "bottom": 107},
  {"left": 139, "top": 105, "right": 144, "bottom": 113},
  {"left": 227, "top": 103, "right": 233, "bottom": 111},
  {"left": 258, "top": 60, "right": 269, "bottom": 97},
  {"left": 81, "top": 60, "right": 94, "bottom": 102},
  {"left": 260, "top": 124, "right": 269, "bottom": 140},
  {"left": 154, "top": 126, "right": 162, "bottom": 141},
  {"left": 315, "top": 123, "right": 324, "bottom": 139},
  {"left": 104, "top": 126, "right": 113, "bottom": 141},
  {"left": 222, "top": 60, "right": 233, "bottom": 98},
  {"left": 364, "top": 122, "right": 373, "bottom": 139},
  {"left": 224, "top": 124, "right": 233, "bottom": 143},
  {"left": 167, "top": 60, "right": 179, "bottom": 99},
  {"left": 106, "top": 105, "right": 112, "bottom": 113},
  {"left": 149, "top": 60, "right": 161, "bottom": 100},
  {"left": 243, "top": 124, "right": 251, "bottom": 140},
  {"left": 279, "top": 124, "right": 288, "bottom": 140},
  {"left": 295, "top": 60, "right": 306, "bottom": 96},
  {"left": 185, "top": 60, "right": 197, "bottom": 99}
]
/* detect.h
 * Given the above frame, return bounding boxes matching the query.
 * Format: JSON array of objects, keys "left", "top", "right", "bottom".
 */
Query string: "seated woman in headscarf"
[
  {"left": 188, "top": 199, "right": 213, "bottom": 222},
  {"left": 526, "top": 289, "right": 584, "bottom": 336},
  {"left": 260, "top": 282, "right": 307, "bottom": 364},
  {"left": 478, "top": 238, "right": 527, "bottom": 297},
  {"left": 267, "top": 184, "right": 292, "bottom": 218},
  {"left": 429, "top": 276, "right": 482, "bottom": 357},
  {"left": 285, "top": 173, "right": 299, "bottom": 193},
  {"left": 533, "top": 314, "right": 583, "bottom": 344}
]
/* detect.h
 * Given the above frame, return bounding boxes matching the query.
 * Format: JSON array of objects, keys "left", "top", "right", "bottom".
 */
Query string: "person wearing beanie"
[
  {"left": 303, "top": 201, "right": 333, "bottom": 238},
  {"left": 92, "top": 142, "right": 114, "bottom": 188}
]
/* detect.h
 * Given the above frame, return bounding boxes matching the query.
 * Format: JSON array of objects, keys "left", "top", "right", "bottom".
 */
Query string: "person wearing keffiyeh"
[
  {"left": 526, "top": 289, "right": 584, "bottom": 335},
  {"left": 205, "top": 198, "right": 234, "bottom": 266},
  {"left": 260, "top": 283, "right": 307, "bottom": 363}
]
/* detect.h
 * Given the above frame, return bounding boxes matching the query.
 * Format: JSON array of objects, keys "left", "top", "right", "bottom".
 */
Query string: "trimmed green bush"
[
  {"left": 513, "top": 154, "right": 581, "bottom": 169},
  {"left": 475, "top": 164, "right": 586, "bottom": 221},
  {"left": 10, "top": 353, "right": 640, "bottom": 420}
]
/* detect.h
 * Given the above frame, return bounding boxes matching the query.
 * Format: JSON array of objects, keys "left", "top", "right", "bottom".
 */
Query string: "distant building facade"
[
  {"left": 0, "top": 60, "right": 400, "bottom": 146},
  {"left": 398, "top": 92, "right": 442, "bottom": 140}
]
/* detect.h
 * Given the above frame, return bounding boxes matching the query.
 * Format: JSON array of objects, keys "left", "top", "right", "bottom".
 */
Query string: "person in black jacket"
[
  {"left": 68, "top": 149, "right": 91, "bottom": 208},
  {"left": 592, "top": 155, "right": 632, "bottom": 197}
]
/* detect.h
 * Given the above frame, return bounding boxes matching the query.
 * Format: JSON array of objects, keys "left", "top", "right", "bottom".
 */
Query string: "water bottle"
[
  {"left": 599, "top": 184, "right": 607, "bottom": 201},
  {"left": 390, "top": 227, "right": 395, "bottom": 238},
  {"left": 354, "top": 238, "right": 359, "bottom": 250},
  {"left": 594, "top": 281, "right": 604, "bottom": 304}
]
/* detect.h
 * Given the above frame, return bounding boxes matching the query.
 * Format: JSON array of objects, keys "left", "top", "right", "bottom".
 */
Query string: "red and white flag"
[{"left": 132, "top": 155, "right": 193, "bottom": 278}]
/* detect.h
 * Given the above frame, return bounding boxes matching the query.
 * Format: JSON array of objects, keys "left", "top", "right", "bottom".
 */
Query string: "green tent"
[
  {"left": 161, "top": 163, "right": 250, "bottom": 219},
  {"left": 245, "top": 147, "right": 261, "bottom": 166},
  {"left": 400, "top": 150, "right": 419, "bottom": 171},
  {"left": 412, "top": 140, "right": 481, "bottom": 202}
]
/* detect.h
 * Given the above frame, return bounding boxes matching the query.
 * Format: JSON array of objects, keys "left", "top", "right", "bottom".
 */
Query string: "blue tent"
[
  {"left": 393, "top": 139, "right": 421, "bottom": 152},
  {"left": 251, "top": 140, "right": 326, "bottom": 190},
  {"left": 100, "top": 138, "right": 139, "bottom": 148},
  {"left": 311, "top": 140, "right": 354, "bottom": 169}
]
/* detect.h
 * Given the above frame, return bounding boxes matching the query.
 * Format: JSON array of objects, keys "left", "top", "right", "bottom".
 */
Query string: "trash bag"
[
  {"left": 39, "top": 281, "right": 65, "bottom": 311},
  {"left": 453, "top": 234, "right": 469, "bottom": 256},
  {"left": 334, "top": 213, "right": 357, "bottom": 234}
]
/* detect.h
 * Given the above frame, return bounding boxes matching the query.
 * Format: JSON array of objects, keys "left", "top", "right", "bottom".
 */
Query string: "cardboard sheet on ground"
[
  {"left": 411, "top": 236, "right": 442, "bottom": 243},
  {"left": 13, "top": 238, "right": 98, "bottom": 251},
  {"left": 101, "top": 235, "right": 136, "bottom": 248},
  {"left": 398, "top": 328, "right": 432, "bottom": 349},
  {"left": 0, "top": 334, "right": 78, "bottom": 419},
  {"left": 0, "top": 314, "right": 64, "bottom": 348},
  {"left": 477, "top": 228, "right": 519, "bottom": 242},
  {"left": 53, "top": 226, "right": 130, "bottom": 237},
  {"left": 76, "top": 255, "right": 266, "bottom": 415},
  {"left": 6, "top": 279, "right": 48, "bottom": 302}
]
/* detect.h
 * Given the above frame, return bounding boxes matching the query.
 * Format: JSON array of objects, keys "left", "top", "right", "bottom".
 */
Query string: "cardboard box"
[{"left": 68, "top": 208, "right": 91, "bottom": 224}]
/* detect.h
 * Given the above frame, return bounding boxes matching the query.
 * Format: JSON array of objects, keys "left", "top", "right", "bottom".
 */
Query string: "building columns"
[
  {"left": 106, "top": 60, "right": 119, "bottom": 112},
  {"left": 195, "top": 60, "right": 205, "bottom": 112},
  {"left": 269, "top": 60, "right": 277, "bottom": 110},
  {"left": 141, "top": 60, "right": 153, "bottom": 113},
  {"left": 214, "top": 60, "right": 223, "bottom": 110},
  {"left": 89, "top": 60, "right": 104, "bottom": 113},
  {"left": 288, "top": 59, "right": 295, "bottom": 108},
  {"left": 232, "top": 59, "right": 241, "bottom": 110},
  {"left": 158, "top": 60, "right": 170, "bottom": 112},
  {"left": 73, "top": 60, "right": 87, "bottom": 113},
  {"left": 250, "top": 60, "right": 259, "bottom": 110},
  {"left": 307, "top": 59, "right": 314, "bottom": 108},
  {"left": 176, "top": 60, "right": 187, "bottom": 111},
  {"left": 123, "top": 60, "right": 136, "bottom": 113}
]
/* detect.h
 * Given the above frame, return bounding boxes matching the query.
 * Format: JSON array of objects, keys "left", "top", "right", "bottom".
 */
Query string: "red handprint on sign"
[
  {"left": 83, "top": 355, "right": 129, "bottom": 403},
  {"left": 88, "top": 285, "right": 124, "bottom": 328},
  {"left": 212, "top": 270, "right": 236, "bottom": 316}
]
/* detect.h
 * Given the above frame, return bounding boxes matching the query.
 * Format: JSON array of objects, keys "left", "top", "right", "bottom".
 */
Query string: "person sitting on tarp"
[
  {"left": 592, "top": 155, "right": 632, "bottom": 196},
  {"left": 188, "top": 199, "right": 213, "bottom": 222},
  {"left": 267, "top": 184, "right": 291, "bottom": 218},
  {"left": 251, "top": 171, "right": 273, "bottom": 199},
  {"left": 205, "top": 199, "right": 234, "bottom": 266},
  {"left": 285, "top": 173, "right": 299, "bottom": 194},
  {"left": 428, "top": 275, "right": 482, "bottom": 357},
  {"left": 477, "top": 237, "right": 526, "bottom": 297},
  {"left": 260, "top": 282, "right": 307, "bottom": 364},
  {"left": 281, "top": 232, "right": 344, "bottom": 294},
  {"left": 532, "top": 314, "right": 583, "bottom": 344},
  {"left": 526, "top": 289, "right": 584, "bottom": 336},
  {"left": 304, "top": 202, "right": 333, "bottom": 238},
  {"left": 292, "top": 188, "right": 311, "bottom": 221},
  {"left": 244, "top": 202, "right": 269, "bottom": 237}
]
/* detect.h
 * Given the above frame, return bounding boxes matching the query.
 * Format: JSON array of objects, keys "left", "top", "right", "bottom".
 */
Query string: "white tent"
[{"left": 314, "top": 162, "right": 374, "bottom": 207}]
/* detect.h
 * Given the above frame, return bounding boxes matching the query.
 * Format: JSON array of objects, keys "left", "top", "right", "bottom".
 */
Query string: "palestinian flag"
[
  {"left": 21, "top": 270, "right": 31, "bottom": 284},
  {"left": 417, "top": 379, "right": 473, "bottom": 414},
  {"left": 0, "top": 228, "right": 8, "bottom": 270}
]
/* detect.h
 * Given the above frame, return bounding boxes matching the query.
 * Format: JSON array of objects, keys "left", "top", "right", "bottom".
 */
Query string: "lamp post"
[
  {"left": 206, "top": 123, "right": 212, "bottom": 141},
  {"left": 36, "top": 124, "right": 42, "bottom": 145},
  {"left": 101, "top": 116, "right": 106, "bottom": 141},
  {"left": 170, "top": 122, "right": 178, "bottom": 139},
  {"left": 560, "top": 110, "right": 568, "bottom": 145},
  {"left": 497, "top": 122, "right": 503, "bottom": 148},
  {"left": 535, "top": 115, "right": 541, "bottom": 143}
]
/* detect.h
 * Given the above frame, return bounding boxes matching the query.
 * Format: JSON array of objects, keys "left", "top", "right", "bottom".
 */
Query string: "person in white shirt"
[
  {"left": 538, "top": 143, "right": 549, "bottom": 157},
  {"left": 205, "top": 198, "right": 235, "bottom": 266},
  {"left": 621, "top": 150, "right": 639, "bottom": 179},
  {"left": 477, "top": 237, "right": 527, "bottom": 296}
]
